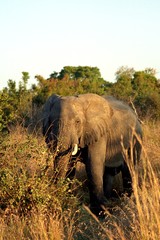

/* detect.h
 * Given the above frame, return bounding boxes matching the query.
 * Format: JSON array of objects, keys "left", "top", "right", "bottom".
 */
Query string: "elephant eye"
[{"left": 75, "top": 118, "right": 81, "bottom": 125}]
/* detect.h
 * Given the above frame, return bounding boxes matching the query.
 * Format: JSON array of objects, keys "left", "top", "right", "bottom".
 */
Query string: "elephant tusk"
[{"left": 72, "top": 144, "right": 78, "bottom": 155}]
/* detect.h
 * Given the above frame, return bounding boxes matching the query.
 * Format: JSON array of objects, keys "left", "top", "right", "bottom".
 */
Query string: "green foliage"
[
  {"left": 110, "top": 66, "right": 160, "bottom": 119},
  {"left": 0, "top": 73, "right": 33, "bottom": 131},
  {"left": 0, "top": 84, "right": 18, "bottom": 131},
  {"left": 0, "top": 127, "right": 80, "bottom": 215},
  {"left": 132, "top": 70, "right": 158, "bottom": 94},
  {"left": 110, "top": 66, "right": 134, "bottom": 101},
  {"left": 33, "top": 66, "right": 108, "bottom": 105},
  {"left": 57, "top": 66, "right": 105, "bottom": 83},
  {"left": 1, "top": 65, "right": 160, "bottom": 132},
  {"left": 132, "top": 70, "right": 160, "bottom": 118}
]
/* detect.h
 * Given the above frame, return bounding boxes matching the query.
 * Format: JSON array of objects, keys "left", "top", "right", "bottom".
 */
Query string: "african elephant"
[{"left": 42, "top": 93, "right": 142, "bottom": 215}]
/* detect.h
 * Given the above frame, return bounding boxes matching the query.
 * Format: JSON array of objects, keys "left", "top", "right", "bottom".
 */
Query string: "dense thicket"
[{"left": 0, "top": 66, "right": 160, "bottom": 132}]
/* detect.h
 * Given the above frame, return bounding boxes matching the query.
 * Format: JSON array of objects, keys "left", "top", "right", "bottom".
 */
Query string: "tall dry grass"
[{"left": 0, "top": 121, "right": 160, "bottom": 239}]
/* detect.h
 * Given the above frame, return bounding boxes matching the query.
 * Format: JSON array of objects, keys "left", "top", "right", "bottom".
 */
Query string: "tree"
[
  {"left": 49, "top": 71, "right": 58, "bottom": 79},
  {"left": 132, "top": 70, "right": 157, "bottom": 94},
  {"left": 0, "top": 72, "right": 33, "bottom": 131},
  {"left": 110, "top": 66, "right": 135, "bottom": 101},
  {"left": 115, "top": 66, "right": 135, "bottom": 81},
  {"left": 33, "top": 66, "right": 108, "bottom": 101},
  {"left": 131, "top": 70, "right": 160, "bottom": 118},
  {"left": 33, "top": 75, "right": 52, "bottom": 105},
  {"left": 22, "top": 71, "right": 30, "bottom": 90},
  {"left": 0, "top": 81, "right": 19, "bottom": 131},
  {"left": 57, "top": 66, "right": 103, "bottom": 81},
  {"left": 110, "top": 66, "right": 160, "bottom": 119},
  {"left": 144, "top": 68, "right": 157, "bottom": 76}
]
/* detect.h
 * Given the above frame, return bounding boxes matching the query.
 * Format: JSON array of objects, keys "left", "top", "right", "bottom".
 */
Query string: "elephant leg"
[
  {"left": 133, "top": 139, "right": 142, "bottom": 165},
  {"left": 121, "top": 161, "right": 132, "bottom": 196},
  {"left": 104, "top": 166, "right": 122, "bottom": 198},
  {"left": 86, "top": 164, "right": 106, "bottom": 215},
  {"left": 86, "top": 140, "right": 106, "bottom": 215},
  {"left": 103, "top": 171, "right": 114, "bottom": 198}
]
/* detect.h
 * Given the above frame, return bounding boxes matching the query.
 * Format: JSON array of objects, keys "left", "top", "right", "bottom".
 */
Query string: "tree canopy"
[
  {"left": 0, "top": 66, "right": 160, "bottom": 132},
  {"left": 33, "top": 66, "right": 110, "bottom": 104}
]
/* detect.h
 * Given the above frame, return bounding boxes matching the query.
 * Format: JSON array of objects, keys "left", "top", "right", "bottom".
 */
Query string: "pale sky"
[{"left": 0, "top": 0, "right": 160, "bottom": 89}]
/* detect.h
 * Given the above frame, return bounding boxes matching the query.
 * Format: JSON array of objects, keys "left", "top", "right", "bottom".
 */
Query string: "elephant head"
[{"left": 43, "top": 93, "right": 113, "bottom": 156}]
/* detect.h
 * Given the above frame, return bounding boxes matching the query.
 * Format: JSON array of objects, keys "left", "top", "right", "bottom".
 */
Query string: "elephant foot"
[
  {"left": 89, "top": 198, "right": 114, "bottom": 217},
  {"left": 109, "top": 188, "right": 121, "bottom": 198},
  {"left": 121, "top": 187, "right": 133, "bottom": 197},
  {"left": 90, "top": 204, "right": 107, "bottom": 218}
]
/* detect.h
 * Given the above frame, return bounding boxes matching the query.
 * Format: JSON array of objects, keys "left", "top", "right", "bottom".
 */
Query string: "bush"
[{"left": 0, "top": 125, "right": 80, "bottom": 216}]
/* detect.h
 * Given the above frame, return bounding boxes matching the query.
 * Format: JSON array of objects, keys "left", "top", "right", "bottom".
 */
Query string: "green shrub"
[{"left": 0, "top": 126, "right": 80, "bottom": 216}]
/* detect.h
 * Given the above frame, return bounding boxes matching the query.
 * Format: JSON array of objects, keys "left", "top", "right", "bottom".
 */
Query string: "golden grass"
[
  {"left": 0, "top": 213, "right": 64, "bottom": 240},
  {"left": 0, "top": 121, "right": 160, "bottom": 239}
]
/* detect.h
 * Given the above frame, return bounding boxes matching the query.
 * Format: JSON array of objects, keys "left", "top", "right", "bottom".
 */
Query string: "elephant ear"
[
  {"left": 81, "top": 95, "right": 113, "bottom": 146},
  {"left": 42, "top": 94, "right": 60, "bottom": 136}
]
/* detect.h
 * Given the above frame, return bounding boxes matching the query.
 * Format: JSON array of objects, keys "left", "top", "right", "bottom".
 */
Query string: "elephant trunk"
[{"left": 57, "top": 133, "right": 79, "bottom": 156}]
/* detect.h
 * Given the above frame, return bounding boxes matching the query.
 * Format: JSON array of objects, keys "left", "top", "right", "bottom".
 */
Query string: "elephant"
[{"left": 42, "top": 93, "right": 142, "bottom": 215}]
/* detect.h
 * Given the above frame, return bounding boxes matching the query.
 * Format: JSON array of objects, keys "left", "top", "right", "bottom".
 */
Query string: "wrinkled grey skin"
[{"left": 43, "top": 93, "right": 142, "bottom": 215}]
